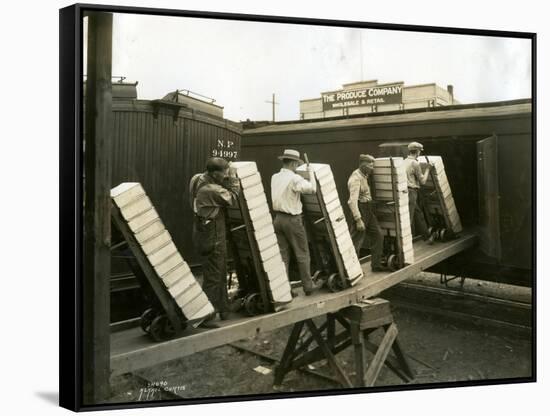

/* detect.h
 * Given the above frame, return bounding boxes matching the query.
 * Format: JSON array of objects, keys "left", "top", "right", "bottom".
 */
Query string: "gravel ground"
[{"left": 107, "top": 298, "right": 532, "bottom": 404}]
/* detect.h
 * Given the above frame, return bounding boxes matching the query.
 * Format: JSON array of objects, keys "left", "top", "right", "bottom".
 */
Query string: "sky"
[{"left": 84, "top": 13, "right": 532, "bottom": 122}]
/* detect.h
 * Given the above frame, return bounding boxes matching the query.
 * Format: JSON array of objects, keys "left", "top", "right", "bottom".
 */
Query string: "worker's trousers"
[
  {"left": 194, "top": 212, "right": 229, "bottom": 314},
  {"left": 350, "top": 201, "right": 383, "bottom": 269},
  {"left": 408, "top": 187, "right": 430, "bottom": 240},
  {"left": 273, "top": 212, "right": 315, "bottom": 292}
]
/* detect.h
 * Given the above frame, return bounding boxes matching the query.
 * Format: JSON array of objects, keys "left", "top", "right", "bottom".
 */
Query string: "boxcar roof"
[{"left": 243, "top": 99, "right": 531, "bottom": 136}]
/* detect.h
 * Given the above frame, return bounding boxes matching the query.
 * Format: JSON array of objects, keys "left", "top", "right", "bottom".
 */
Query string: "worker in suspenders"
[
  {"left": 403, "top": 142, "right": 435, "bottom": 244},
  {"left": 190, "top": 157, "right": 241, "bottom": 327}
]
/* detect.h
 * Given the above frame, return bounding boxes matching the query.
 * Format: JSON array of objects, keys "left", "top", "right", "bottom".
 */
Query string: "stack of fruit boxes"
[{"left": 111, "top": 182, "right": 215, "bottom": 322}]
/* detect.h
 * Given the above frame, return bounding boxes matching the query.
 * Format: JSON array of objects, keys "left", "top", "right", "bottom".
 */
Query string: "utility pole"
[
  {"left": 359, "top": 31, "right": 364, "bottom": 81},
  {"left": 265, "top": 93, "right": 279, "bottom": 122},
  {"left": 83, "top": 10, "right": 113, "bottom": 405}
]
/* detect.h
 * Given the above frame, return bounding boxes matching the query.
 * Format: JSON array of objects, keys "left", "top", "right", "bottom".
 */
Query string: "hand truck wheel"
[
  {"left": 149, "top": 314, "right": 177, "bottom": 342},
  {"left": 140, "top": 308, "right": 157, "bottom": 333},
  {"left": 244, "top": 293, "right": 264, "bottom": 316},
  {"left": 326, "top": 273, "right": 342, "bottom": 293},
  {"left": 387, "top": 254, "right": 400, "bottom": 271},
  {"left": 312, "top": 269, "right": 323, "bottom": 283}
]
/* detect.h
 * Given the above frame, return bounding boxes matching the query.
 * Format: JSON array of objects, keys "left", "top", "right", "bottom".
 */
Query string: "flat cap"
[
  {"left": 359, "top": 154, "right": 375, "bottom": 163},
  {"left": 206, "top": 157, "right": 229, "bottom": 172},
  {"left": 408, "top": 142, "right": 424, "bottom": 151}
]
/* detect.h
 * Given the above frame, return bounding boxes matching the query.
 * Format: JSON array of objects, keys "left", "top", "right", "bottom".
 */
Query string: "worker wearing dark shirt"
[
  {"left": 403, "top": 142, "right": 434, "bottom": 243},
  {"left": 190, "top": 157, "right": 240, "bottom": 324}
]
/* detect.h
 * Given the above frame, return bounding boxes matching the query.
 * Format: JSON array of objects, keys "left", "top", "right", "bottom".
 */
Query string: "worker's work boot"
[
  {"left": 220, "top": 311, "right": 237, "bottom": 321},
  {"left": 197, "top": 311, "right": 220, "bottom": 329},
  {"left": 426, "top": 233, "right": 435, "bottom": 245},
  {"left": 227, "top": 298, "right": 244, "bottom": 313},
  {"left": 302, "top": 277, "right": 323, "bottom": 296}
]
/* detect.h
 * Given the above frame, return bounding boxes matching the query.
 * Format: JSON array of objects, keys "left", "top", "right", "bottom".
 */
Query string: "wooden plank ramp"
[{"left": 110, "top": 230, "right": 477, "bottom": 376}]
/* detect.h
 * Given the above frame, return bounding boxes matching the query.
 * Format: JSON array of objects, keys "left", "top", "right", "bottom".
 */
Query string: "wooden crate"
[
  {"left": 111, "top": 182, "right": 215, "bottom": 322},
  {"left": 373, "top": 158, "right": 414, "bottom": 265},
  {"left": 297, "top": 163, "right": 364, "bottom": 286},
  {"left": 417, "top": 156, "right": 463, "bottom": 234},
  {"left": 230, "top": 161, "right": 293, "bottom": 307}
]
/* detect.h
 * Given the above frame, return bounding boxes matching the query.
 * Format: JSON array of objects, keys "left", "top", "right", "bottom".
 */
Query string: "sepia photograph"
[{"left": 59, "top": 3, "right": 535, "bottom": 411}]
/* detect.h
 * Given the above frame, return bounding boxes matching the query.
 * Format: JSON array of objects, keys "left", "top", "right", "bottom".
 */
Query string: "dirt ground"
[{"left": 107, "top": 294, "right": 532, "bottom": 404}]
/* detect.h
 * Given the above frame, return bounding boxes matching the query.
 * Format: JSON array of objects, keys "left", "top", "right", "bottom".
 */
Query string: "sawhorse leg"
[
  {"left": 274, "top": 300, "right": 415, "bottom": 389},
  {"left": 274, "top": 316, "right": 353, "bottom": 388}
]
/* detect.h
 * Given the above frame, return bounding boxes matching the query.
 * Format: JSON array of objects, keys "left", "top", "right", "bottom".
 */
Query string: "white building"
[{"left": 300, "top": 80, "right": 459, "bottom": 120}]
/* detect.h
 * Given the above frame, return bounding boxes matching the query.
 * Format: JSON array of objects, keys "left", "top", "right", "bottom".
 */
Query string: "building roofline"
[
  {"left": 244, "top": 98, "right": 532, "bottom": 133},
  {"left": 341, "top": 79, "right": 378, "bottom": 88}
]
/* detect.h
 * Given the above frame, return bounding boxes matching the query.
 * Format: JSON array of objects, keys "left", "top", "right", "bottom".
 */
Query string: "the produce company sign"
[{"left": 321, "top": 83, "right": 403, "bottom": 111}]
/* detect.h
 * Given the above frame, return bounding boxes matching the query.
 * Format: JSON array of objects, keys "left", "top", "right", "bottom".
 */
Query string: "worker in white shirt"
[{"left": 271, "top": 149, "right": 322, "bottom": 296}]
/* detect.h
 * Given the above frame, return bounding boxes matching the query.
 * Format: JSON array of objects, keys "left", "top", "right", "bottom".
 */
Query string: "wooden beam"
[
  {"left": 274, "top": 321, "right": 304, "bottom": 386},
  {"left": 305, "top": 320, "right": 353, "bottom": 388},
  {"left": 82, "top": 11, "right": 113, "bottom": 405},
  {"left": 364, "top": 323, "right": 399, "bottom": 386},
  {"left": 363, "top": 338, "right": 412, "bottom": 382}
]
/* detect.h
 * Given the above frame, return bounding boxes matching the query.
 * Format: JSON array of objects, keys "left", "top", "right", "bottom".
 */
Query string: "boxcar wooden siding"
[
  {"left": 111, "top": 100, "right": 242, "bottom": 264},
  {"left": 242, "top": 101, "right": 532, "bottom": 272}
]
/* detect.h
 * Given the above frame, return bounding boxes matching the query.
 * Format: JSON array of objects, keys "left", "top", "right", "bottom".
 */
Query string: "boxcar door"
[{"left": 476, "top": 134, "right": 501, "bottom": 259}]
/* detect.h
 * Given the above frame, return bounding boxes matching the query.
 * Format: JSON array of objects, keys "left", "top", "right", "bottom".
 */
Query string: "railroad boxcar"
[
  {"left": 103, "top": 82, "right": 242, "bottom": 321},
  {"left": 241, "top": 99, "right": 533, "bottom": 287}
]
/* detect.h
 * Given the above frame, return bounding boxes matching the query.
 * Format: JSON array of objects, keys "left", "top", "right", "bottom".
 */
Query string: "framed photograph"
[{"left": 59, "top": 3, "right": 535, "bottom": 411}]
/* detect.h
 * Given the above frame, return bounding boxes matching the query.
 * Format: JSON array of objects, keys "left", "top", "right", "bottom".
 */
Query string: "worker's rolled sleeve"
[
  {"left": 347, "top": 175, "right": 362, "bottom": 221},
  {"left": 218, "top": 177, "right": 241, "bottom": 206},
  {"left": 292, "top": 175, "right": 315, "bottom": 195}
]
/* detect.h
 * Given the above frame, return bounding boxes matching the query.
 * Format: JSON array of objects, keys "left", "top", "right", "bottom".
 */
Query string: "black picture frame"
[{"left": 60, "top": 3, "right": 536, "bottom": 411}]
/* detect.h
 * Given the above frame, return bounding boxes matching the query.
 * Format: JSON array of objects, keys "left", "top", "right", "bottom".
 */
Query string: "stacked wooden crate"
[
  {"left": 297, "top": 163, "right": 363, "bottom": 285},
  {"left": 417, "top": 156, "right": 463, "bottom": 234},
  {"left": 230, "top": 161, "right": 293, "bottom": 307},
  {"left": 372, "top": 157, "right": 414, "bottom": 264},
  {"left": 111, "top": 182, "right": 215, "bottom": 322}
]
